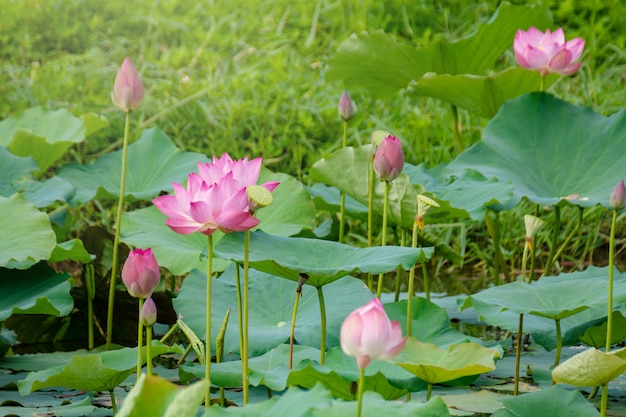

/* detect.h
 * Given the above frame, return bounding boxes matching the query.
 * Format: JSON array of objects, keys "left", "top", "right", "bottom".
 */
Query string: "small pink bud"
[
  {"left": 111, "top": 57, "right": 144, "bottom": 112},
  {"left": 610, "top": 180, "right": 626, "bottom": 210},
  {"left": 340, "top": 298, "right": 406, "bottom": 369},
  {"left": 373, "top": 135, "right": 404, "bottom": 182},
  {"left": 121, "top": 248, "right": 160, "bottom": 298},
  {"left": 338, "top": 91, "right": 356, "bottom": 121},
  {"left": 140, "top": 297, "right": 157, "bottom": 327}
]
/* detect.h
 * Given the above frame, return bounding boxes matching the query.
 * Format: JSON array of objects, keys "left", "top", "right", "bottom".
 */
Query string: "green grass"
[{"left": 2, "top": 0, "right": 626, "bottom": 293}]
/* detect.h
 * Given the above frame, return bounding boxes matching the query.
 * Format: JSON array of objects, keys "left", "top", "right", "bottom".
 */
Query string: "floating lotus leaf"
[
  {"left": 491, "top": 384, "right": 600, "bottom": 417},
  {"left": 116, "top": 374, "right": 206, "bottom": 417},
  {"left": 49, "top": 239, "right": 95, "bottom": 264},
  {"left": 447, "top": 93, "right": 626, "bottom": 208},
  {"left": 214, "top": 230, "right": 432, "bottom": 287},
  {"left": 552, "top": 347, "right": 626, "bottom": 387},
  {"left": 393, "top": 338, "right": 500, "bottom": 384}
]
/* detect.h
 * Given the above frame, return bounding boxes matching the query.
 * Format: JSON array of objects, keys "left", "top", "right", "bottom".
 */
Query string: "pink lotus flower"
[
  {"left": 197, "top": 154, "right": 279, "bottom": 192},
  {"left": 373, "top": 135, "right": 404, "bottom": 182},
  {"left": 153, "top": 172, "right": 260, "bottom": 235},
  {"left": 610, "top": 180, "right": 626, "bottom": 210},
  {"left": 514, "top": 27, "right": 585, "bottom": 76},
  {"left": 140, "top": 297, "right": 157, "bottom": 327},
  {"left": 122, "top": 248, "right": 160, "bottom": 298},
  {"left": 111, "top": 57, "right": 144, "bottom": 112},
  {"left": 340, "top": 298, "right": 407, "bottom": 369},
  {"left": 338, "top": 91, "right": 356, "bottom": 121}
]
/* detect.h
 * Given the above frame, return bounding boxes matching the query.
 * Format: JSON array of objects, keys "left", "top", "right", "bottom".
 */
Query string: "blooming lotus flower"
[
  {"left": 197, "top": 154, "right": 280, "bottom": 192},
  {"left": 122, "top": 248, "right": 160, "bottom": 298},
  {"left": 610, "top": 180, "right": 626, "bottom": 210},
  {"left": 140, "top": 297, "right": 157, "bottom": 327},
  {"left": 373, "top": 135, "right": 404, "bottom": 182},
  {"left": 111, "top": 57, "right": 144, "bottom": 112},
  {"left": 340, "top": 298, "right": 406, "bottom": 369},
  {"left": 514, "top": 27, "right": 585, "bottom": 76},
  {"left": 153, "top": 173, "right": 259, "bottom": 235},
  {"left": 338, "top": 91, "right": 356, "bottom": 121}
]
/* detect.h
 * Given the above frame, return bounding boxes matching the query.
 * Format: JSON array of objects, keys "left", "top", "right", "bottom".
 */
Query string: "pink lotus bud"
[
  {"left": 514, "top": 27, "right": 585, "bottom": 76},
  {"left": 373, "top": 135, "right": 404, "bottom": 181},
  {"left": 340, "top": 298, "right": 407, "bottom": 369},
  {"left": 121, "top": 248, "right": 160, "bottom": 298},
  {"left": 338, "top": 91, "right": 356, "bottom": 121},
  {"left": 111, "top": 57, "right": 144, "bottom": 112},
  {"left": 140, "top": 297, "right": 157, "bottom": 327},
  {"left": 610, "top": 180, "right": 626, "bottom": 210}
]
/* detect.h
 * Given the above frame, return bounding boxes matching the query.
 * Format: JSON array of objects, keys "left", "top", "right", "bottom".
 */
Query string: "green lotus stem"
[
  {"left": 177, "top": 344, "right": 193, "bottom": 366},
  {"left": 376, "top": 181, "right": 391, "bottom": 298},
  {"left": 426, "top": 383, "right": 432, "bottom": 401},
  {"left": 86, "top": 263, "right": 95, "bottom": 350},
  {"left": 110, "top": 389, "right": 118, "bottom": 415},
  {"left": 234, "top": 264, "right": 245, "bottom": 396},
  {"left": 540, "top": 75, "right": 545, "bottom": 92},
  {"left": 450, "top": 104, "right": 464, "bottom": 152},
  {"left": 205, "top": 234, "right": 213, "bottom": 410},
  {"left": 356, "top": 367, "right": 365, "bottom": 417},
  {"left": 394, "top": 229, "right": 406, "bottom": 302},
  {"left": 243, "top": 230, "right": 251, "bottom": 404},
  {"left": 367, "top": 151, "right": 375, "bottom": 292},
  {"left": 289, "top": 286, "right": 301, "bottom": 369},
  {"left": 521, "top": 241, "right": 529, "bottom": 284},
  {"left": 529, "top": 238, "right": 538, "bottom": 282},
  {"left": 543, "top": 205, "right": 561, "bottom": 277},
  {"left": 216, "top": 308, "right": 230, "bottom": 407},
  {"left": 588, "top": 385, "right": 599, "bottom": 400},
  {"left": 485, "top": 209, "right": 504, "bottom": 285},
  {"left": 146, "top": 325, "right": 153, "bottom": 376},
  {"left": 606, "top": 209, "right": 618, "bottom": 353},
  {"left": 407, "top": 221, "right": 419, "bottom": 337},
  {"left": 553, "top": 318, "right": 562, "bottom": 368},
  {"left": 553, "top": 206, "right": 584, "bottom": 264},
  {"left": 159, "top": 322, "right": 179, "bottom": 344},
  {"left": 106, "top": 111, "right": 131, "bottom": 350},
  {"left": 601, "top": 385, "right": 608, "bottom": 417},
  {"left": 339, "top": 121, "right": 348, "bottom": 243},
  {"left": 514, "top": 313, "right": 524, "bottom": 396},
  {"left": 317, "top": 286, "right": 327, "bottom": 365},
  {"left": 137, "top": 297, "right": 144, "bottom": 376}
]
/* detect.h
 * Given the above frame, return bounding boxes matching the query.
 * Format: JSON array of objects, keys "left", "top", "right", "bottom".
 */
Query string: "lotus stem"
[
  {"left": 426, "top": 383, "right": 432, "bottom": 401},
  {"left": 540, "top": 75, "right": 545, "bottom": 93},
  {"left": 235, "top": 264, "right": 246, "bottom": 396},
  {"left": 407, "top": 221, "right": 419, "bottom": 337},
  {"left": 356, "top": 367, "right": 365, "bottom": 417},
  {"left": 86, "top": 264, "right": 95, "bottom": 350},
  {"left": 543, "top": 205, "right": 561, "bottom": 277},
  {"left": 607, "top": 209, "right": 618, "bottom": 352},
  {"left": 376, "top": 181, "right": 391, "bottom": 298},
  {"left": 243, "top": 230, "right": 251, "bottom": 404},
  {"left": 485, "top": 209, "right": 504, "bottom": 285},
  {"left": 159, "top": 322, "right": 179, "bottom": 344},
  {"left": 339, "top": 121, "right": 348, "bottom": 243},
  {"left": 514, "top": 313, "right": 524, "bottom": 395},
  {"left": 601, "top": 384, "right": 608, "bottom": 417},
  {"left": 146, "top": 325, "right": 153, "bottom": 376},
  {"left": 289, "top": 285, "right": 301, "bottom": 369},
  {"left": 553, "top": 206, "right": 584, "bottom": 264},
  {"left": 367, "top": 151, "right": 375, "bottom": 292},
  {"left": 137, "top": 298, "right": 144, "bottom": 376},
  {"left": 110, "top": 389, "right": 118, "bottom": 415},
  {"left": 106, "top": 111, "right": 131, "bottom": 350},
  {"left": 205, "top": 234, "right": 213, "bottom": 410},
  {"left": 317, "top": 286, "right": 327, "bottom": 365},
  {"left": 217, "top": 308, "right": 230, "bottom": 407},
  {"left": 553, "top": 318, "right": 562, "bottom": 368},
  {"left": 394, "top": 229, "right": 406, "bottom": 302},
  {"left": 450, "top": 104, "right": 464, "bottom": 153}
]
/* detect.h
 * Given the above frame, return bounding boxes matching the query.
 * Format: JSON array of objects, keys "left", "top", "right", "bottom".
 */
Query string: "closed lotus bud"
[
  {"left": 338, "top": 91, "right": 356, "bottom": 121},
  {"left": 140, "top": 297, "right": 157, "bottom": 327},
  {"left": 122, "top": 248, "right": 160, "bottom": 298},
  {"left": 373, "top": 135, "right": 404, "bottom": 182},
  {"left": 340, "top": 298, "right": 406, "bottom": 369},
  {"left": 111, "top": 57, "right": 144, "bottom": 113},
  {"left": 610, "top": 180, "right": 626, "bottom": 210}
]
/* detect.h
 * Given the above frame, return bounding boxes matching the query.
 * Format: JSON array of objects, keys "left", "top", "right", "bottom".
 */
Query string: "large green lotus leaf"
[
  {"left": 0, "top": 394, "right": 105, "bottom": 417},
  {"left": 385, "top": 298, "right": 482, "bottom": 347},
  {"left": 0, "top": 147, "right": 37, "bottom": 196},
  {"left": 0, "top": 106, "right": 85, "bottom": 175},
  {"left": 49, "top": 239, "right": 95, "bottom": 264},
  {"left": 325, "top": 2, "right": 551, "bottom": 98},
  {"left": 491, "top": 384, "right": 600, "bottom": 417},
  {"left": 116, "top": 374, "right": 206, "bottom": 417},
  {"left": 462, "top": 267, "right": 626, "bottom": 321},
  {"left": 174, "top": 266, "right": 373, "bottom": 355},
  {"left": 306, "top": 183, "right": 369, "bottom": 221},
  {"left": 447, "top": 93, "right": 626, "bottom": 208},
  {"left": 122, "top": 171, "right": 315, "bottom": 275},
  {"left": 552, "top": 347, "right": 626, "bottom": 387},
  {"left": 17, "top": 342, "right": 182, "bottom": 394},
  {"left": 0, "top": 263, "right": 74, "bottom": 321},
  {"left": 57, "top": 127, "right": 209, "bottom": 204},
  {"left": 311, "top": 393, "right": 451, "bottom": 417},
  {"left": 0, "top": 193, "right": 56, "bottom": 269},
  {"left": 413, "top": 68, "right": 558, "bottom": 119},
  {"left": 309, "top": 145, "right": 421, "bottom": 229},
  {"left": 122, "top": 206, "right": 229, "bottom": 275},
  {"left": 214, "top": 230, "right": 432, "bottom": 287},
  {"left": 0, "top": 349, "right": 91, "bottom": 372},
  {"left": 393, "top": 338, "right": 500, "bottom": 384},
  {"left": 579, "top": 311, "right": 626, "bottom": 348}
]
